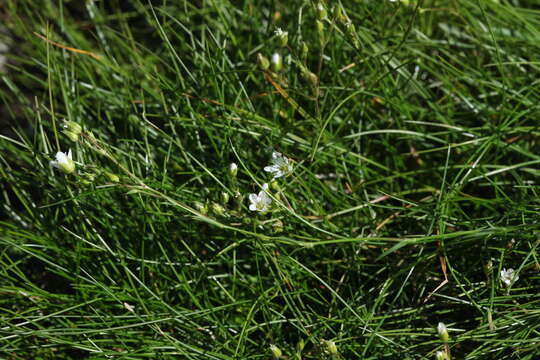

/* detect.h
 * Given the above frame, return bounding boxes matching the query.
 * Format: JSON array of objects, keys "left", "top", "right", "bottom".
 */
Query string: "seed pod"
[{"left": 257, "top": 53, "right": 270, "bottom": 70}]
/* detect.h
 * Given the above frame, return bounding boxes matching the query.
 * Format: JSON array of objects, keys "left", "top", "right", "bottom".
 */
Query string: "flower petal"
[
  {"left": 55, "top": 152, "right": 67, "bottom": 163},
  {"left": 264, "top": 165, "right": 278, "bottom": 173}
]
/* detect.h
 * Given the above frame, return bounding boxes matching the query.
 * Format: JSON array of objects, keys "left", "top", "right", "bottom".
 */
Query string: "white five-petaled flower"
[
  {"left": 249, "top": 183, "right": 272, "bottom": 213},
  {"left": 264, "top": 151, "right": 293, "bottom": 179},
  {"left": 500, "top": 268, "right": 518, "bottom": 286},
  {"left": 274, "top": 27, "right": 288, "bottom": 37},
  {"left": 50, "top": 150, "right": 75, "bottom": 174}
]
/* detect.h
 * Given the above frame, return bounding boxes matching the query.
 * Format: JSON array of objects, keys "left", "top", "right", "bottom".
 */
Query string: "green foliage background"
[{"left": 1, "top": 0, "right": 540, "bottom": 359}]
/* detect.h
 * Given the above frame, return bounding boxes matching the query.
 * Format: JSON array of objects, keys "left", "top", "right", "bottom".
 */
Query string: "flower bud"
[
  {"left": 62, "top": 120, "right": 82, "bottom": 135},
  {"left": 221, "top": 191, "right": 230, "bottom": 204},
  {"left": 301, "top": 41, "right": 309, "bottom": 62},
  {"left": 272, "top": 219, "right": 284, "bottom": 233},
  {"left": 211, "top": 203, "right": 226, "bottom": 217},
  {"left": 274, "top": 28, "right": 288, "bottom": 47},
  {"left": 316, "top": 3, "right": 327, "bottom": 20},
  {"left": 229, "top": 162, "right": 238, "bottom": 177},
  {"left": 64, "top": 130, "right": 79, "bottom": 142},
  {"left": 257, "top": 53, "right": 270, "bottom": 71},
  {"left": 346, "top": 22, "right": 360, "bottom": 48},
  {"left": 316, "top": 20, "right": 325, "bottom": 34},
  {"left": 82, "top": 171, "right": 97, "bottom": 182},
  {"left": 127, "top": 114, "right": 139, "bottom": 125},
  {"left": 270, "top": 344, "right": 282, "bottom": 359},
  {"left": 271, "top": 53, "right": 283, "bottom": 72},
  {"left": 334, "top": 4, "right": 343, "bottom": 20},
  {"left": 296, "top": 338, "right": 305, "bottom": 352},
  {"left": 302, "top": 68, "right": 318, "bottom": 87},
  {"left": 105, "top": 172, "right": 120, "bottom": 183},
  {"left": 194, "top": 201, "right": 208, "bottom": 215},
  {"left": 435, "top": 351, "right": 447, "bottom": 360},
  {"left": 437, "top": 322, "right": 449, "bottom": 343},
  {"left": 234, "top": 192, "right": 244, "bottom": 210},
  {"left": 62, "top": 121, "right": 82, "bottom": 142},
  {"left": 323, "top": 340, "right": 338, "bottom": 355}
]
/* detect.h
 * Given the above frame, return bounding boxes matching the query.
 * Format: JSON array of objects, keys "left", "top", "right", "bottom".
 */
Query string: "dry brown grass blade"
[{"left": 33, "top": 32, "right": 102, "bottom": 61}]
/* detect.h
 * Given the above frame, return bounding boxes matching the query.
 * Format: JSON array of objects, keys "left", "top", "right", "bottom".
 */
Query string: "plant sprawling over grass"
[{"left": 1, "top": 0, "right": 540, "bottom": 359}]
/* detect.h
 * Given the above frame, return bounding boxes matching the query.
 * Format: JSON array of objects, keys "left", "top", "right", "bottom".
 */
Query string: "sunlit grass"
[{"left": 1, "top": 1, "right": 539, "bottom": 359}]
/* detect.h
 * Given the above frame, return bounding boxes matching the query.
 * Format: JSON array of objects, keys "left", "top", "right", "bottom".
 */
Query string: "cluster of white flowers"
[{"left": 248, "top": 151, "right": 293, "bottom": 213}]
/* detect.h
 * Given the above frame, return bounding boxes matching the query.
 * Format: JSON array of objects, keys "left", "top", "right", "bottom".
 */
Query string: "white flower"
[
  {"left": 435, "top": 351, "right": 447, "bottom": 360},
  {"left": 500, "top": 268, "right": 518, "bottom": 286},
  {"left": 249, "top": 183, "right": 272, "bottom": 212},
  {"left": 274, "top": 28, "right": 289, "bottom": 47},
  {"left": 437, "top": 322, "right": 449, "bottom": 342},
  {"left": 274, "top": 28, "right": 288, "bottom": 37},
  {"left": 229, "top": 162, "right": 238, "bottom": 177},
  {"left": 50, "top": 150, "right": 75, "bottom": 174},
  {"left": 271, "top": 53, "right": 283, "bottom": 72},
  {"left": 264, "top": 151, "right": 293, "bottom": 179}
]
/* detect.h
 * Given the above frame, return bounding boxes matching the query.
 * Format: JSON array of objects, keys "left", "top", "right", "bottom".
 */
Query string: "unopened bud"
[
  {"left": 270, "top": 344, "right": 282, "bottom": 359},
  {"left": 301, "top": 41, "right": 309, "bottom": 61},
  {"left": 64, "top": 130, "right": 79, "bottom": 142},
  {"left": 437, "top": 322, "right": 449, "bottom": 342},
  {"left": 234, "top": 192, "right": 244, "bottom": 210},
  {"left": 82, "top": 172, "right": 97, "bottom": 182},
  {"left": 105, "top": 172, "right": 120, "bottom": 183},
  {"left": 257, "top": 53, "right": 270, "bottom": 71},
  {"left": 435, "top": 351, "right": 448, "bottom": 360},
  {"left": 346, "top": 22, "right": 360, "bottom": 48},
  {"left": 271, "top": 53, "right": 283, "bottom": 72},
  {"left": 296, "top": 338, "right": 305, "bottom": 352},
  {"left": 316, "top": 20, "right": 324, "bottom": 34},
  {"left": 62, "top": 121, "right": 82, "bottom": 142},
  {"left": 334, "top": 4, "right": 343, "bottom": 20},
  {"left": 211, "top": 203, "right": 226, "bottom": 217},
  {"left": 62, "top": 120, "right": 82, "bottom": 135},
  {"left": 272, "top": 219, "right": 284, "bottom": 233},
  {"left": 323, "top": 340, "right": 338, "bottom": 355},
  {"left": 194, "top": 201, "right": 208, "bottom": 216},
  {"left": 221, "top": 191, "right": 230, "bottom": 204},
  {"left": 346, "top": 22, "right": 356, "bottom": 36},
  {"left": 127, "top": 114, "right": 139, "bottom": 125},
  {"left": 316, "top": 3, "right": 327, "bottom": 20},
  {"left": 229, "top": 162, "right": 238, "bottom": 177},
  {"left": 302, "top": 69, "right": 318, "bottom": 87},
  {"left": 274, "top": 28, "right": 288, "bottom": 47}
]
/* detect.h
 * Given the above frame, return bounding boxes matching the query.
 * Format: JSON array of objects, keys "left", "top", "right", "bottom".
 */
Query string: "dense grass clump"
[{"left": 1, "top": 0, "right": 540, "bottom": 359}]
